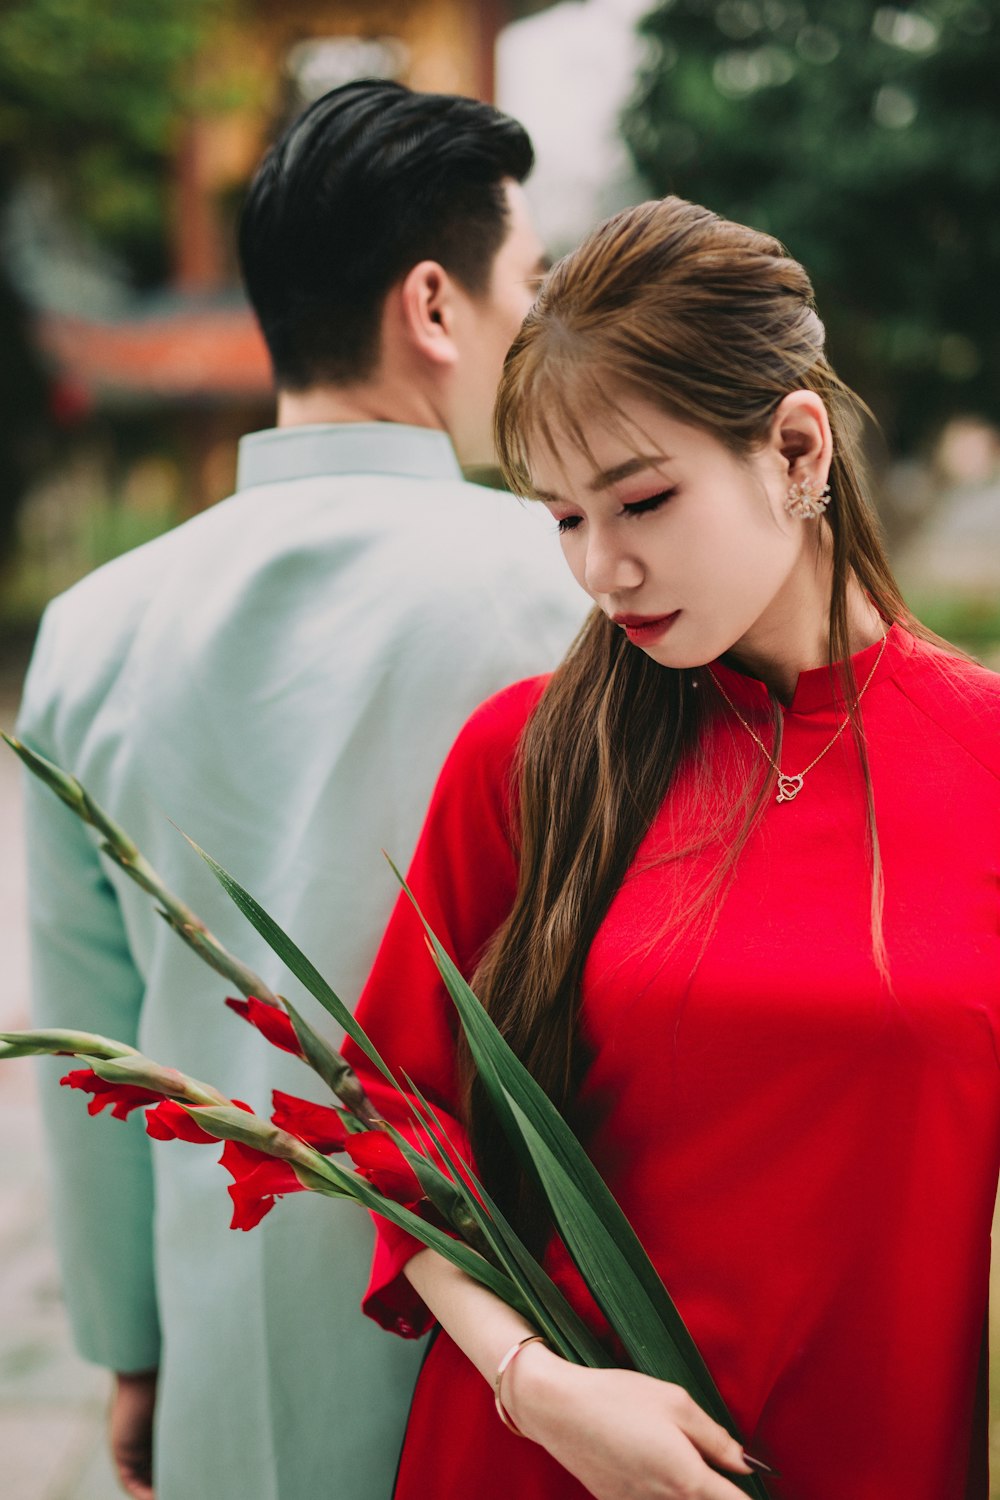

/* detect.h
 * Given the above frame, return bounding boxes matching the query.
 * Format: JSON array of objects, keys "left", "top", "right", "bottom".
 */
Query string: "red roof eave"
[{"left": 38, "top": 306, "right": 273, "bottom": 404}]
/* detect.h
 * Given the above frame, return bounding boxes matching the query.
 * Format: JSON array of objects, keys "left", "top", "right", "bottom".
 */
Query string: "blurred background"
[{"left": 0, "top": 1, "right": 997, "bottom": 1495}]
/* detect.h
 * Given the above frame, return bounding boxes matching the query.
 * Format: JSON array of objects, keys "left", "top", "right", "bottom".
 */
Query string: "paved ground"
[{"left": 0, "top": 666, "right": 118, "bottom": 1500}]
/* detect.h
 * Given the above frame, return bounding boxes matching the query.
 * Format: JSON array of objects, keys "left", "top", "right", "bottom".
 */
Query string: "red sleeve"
[{"left": 343, "top": 676, "right": 546, "bottom": 1337}]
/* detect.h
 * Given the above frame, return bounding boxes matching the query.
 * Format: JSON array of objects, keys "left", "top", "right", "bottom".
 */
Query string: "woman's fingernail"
[{"left": 743, "top": 1450, "right": 780, "bottom": 1477}]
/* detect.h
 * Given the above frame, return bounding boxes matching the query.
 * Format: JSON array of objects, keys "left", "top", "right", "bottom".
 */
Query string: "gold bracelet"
[{"left": 493, "top": 1334, "right": 548, "bottom": 1436}]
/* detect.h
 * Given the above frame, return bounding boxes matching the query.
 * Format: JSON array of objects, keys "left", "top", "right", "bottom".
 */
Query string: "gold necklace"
[{"left": 707, "top": 629, "right": 889, "bottom": 805}]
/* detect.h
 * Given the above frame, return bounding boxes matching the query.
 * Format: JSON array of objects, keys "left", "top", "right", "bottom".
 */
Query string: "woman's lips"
[{"left": 612, "top": 610, "right": 681, "bottom": 645}]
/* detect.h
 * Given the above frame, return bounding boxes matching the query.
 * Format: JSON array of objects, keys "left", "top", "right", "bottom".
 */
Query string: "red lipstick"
[{"left": 612, "top": 611, "right": 681, "bottom": 645}]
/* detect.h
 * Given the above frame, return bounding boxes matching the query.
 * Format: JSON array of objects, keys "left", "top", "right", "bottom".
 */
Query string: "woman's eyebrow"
[
  {"left": 533, "top": 455, "right": 670, "bottom": 506},
  {"left": 588, "top": 454, "right": 671, "bottom": 491}
]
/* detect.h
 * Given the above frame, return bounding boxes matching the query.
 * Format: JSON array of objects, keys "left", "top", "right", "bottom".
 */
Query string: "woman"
[{"left": 343, "top": 197, "right": 1000, "bottom": 1499}]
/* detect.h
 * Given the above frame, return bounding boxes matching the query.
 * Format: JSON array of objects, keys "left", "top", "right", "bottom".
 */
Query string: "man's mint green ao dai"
[{"left": 17, "top": 423, "right": 587, "bottom": 1500}]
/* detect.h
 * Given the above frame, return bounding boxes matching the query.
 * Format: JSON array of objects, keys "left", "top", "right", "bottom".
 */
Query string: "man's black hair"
[{"left": 238, "top": 79, "right": 534, "bottom": 390}]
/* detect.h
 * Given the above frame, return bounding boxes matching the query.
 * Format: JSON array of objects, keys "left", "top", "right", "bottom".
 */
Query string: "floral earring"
[{"left": 785, "top": 475, "right": 831, "bottom": 520}]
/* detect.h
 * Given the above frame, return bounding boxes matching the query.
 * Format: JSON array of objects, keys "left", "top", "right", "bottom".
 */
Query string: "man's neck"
[{"left": 275, "top": 381, "right": 443, "bottom": 432}]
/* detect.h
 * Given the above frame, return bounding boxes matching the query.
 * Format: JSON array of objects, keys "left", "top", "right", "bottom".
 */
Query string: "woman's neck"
[{"left": 725, "top": 534, "right": 886, "bottom": 705}]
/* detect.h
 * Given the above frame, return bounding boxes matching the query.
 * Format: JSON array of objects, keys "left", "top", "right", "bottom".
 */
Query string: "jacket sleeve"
[
  {"left": 343, "top": 678, "right": 543, "bottom": 1338},
  {"left": 16, "top": 604, "right": 161, "bottom": 1372}
]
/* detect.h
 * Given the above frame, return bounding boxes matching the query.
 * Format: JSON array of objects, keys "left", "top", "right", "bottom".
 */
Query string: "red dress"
[{"left": 345, "top": 625, "right": 1000, "bottom": 1500}]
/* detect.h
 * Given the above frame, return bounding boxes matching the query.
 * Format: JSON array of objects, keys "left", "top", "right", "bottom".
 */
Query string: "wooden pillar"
[
  {"left": 172, "top": 121, "right": 227, "bottom": 291},
  {"left": 473, "top": 0, "right": 507, "bottom": 101}
]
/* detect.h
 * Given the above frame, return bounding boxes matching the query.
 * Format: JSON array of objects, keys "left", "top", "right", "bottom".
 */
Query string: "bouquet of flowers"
[{"left": 1, "top": 732, "right": 770, "bottom": 1499}]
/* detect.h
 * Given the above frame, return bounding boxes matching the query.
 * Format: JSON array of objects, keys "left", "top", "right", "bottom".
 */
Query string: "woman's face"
[{"left": 529, "top": 394, "right": 821, "bottom": 671}]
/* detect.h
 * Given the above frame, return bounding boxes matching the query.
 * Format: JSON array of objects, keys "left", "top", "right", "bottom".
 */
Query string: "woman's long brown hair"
[{"left": 470, "top": 197, "right": 937, "bottom": 1247}]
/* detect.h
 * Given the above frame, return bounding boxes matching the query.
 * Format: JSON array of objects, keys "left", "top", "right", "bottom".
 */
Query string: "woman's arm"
[{"left": 405, "top": 1249, "right": 755, "bottom": 1500}]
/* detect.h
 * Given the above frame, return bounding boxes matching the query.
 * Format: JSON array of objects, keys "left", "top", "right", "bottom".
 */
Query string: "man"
[{"left": 17, "top": 81, "right": 585, "bottom": 1500}]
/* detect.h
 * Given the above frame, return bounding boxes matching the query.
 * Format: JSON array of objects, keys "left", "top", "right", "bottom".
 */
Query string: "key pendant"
[{"left": 776, "top": 773, "right": 804, "bottom": 804}]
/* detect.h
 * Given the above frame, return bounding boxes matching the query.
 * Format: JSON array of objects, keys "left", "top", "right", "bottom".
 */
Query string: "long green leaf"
[
  {"left": 504, "top": 1094, "right": 767, "bottom": 1498},
  {"left": 377, "top": 1118, "right": 500, "bottom": 1268},
  {"left": 399, "top": 1074, "right": 610, "bottom": 1368},
  {"left": 188, "top": 837, "right": 396, "bottom": 1088},
  {"left": 503, "top": 1092, "right": 689, "bottom": 1379},
  {"left": 391, "top": 866, "right": 731, "bottom": 1422},
  {"left": 299, "top": 1149, "right": 534, "bottom": 1322},
  {"left": 471, "top": 1187, "right": 611, "bottom": 1368},
  {"left": 372, "top": 1085, "right": 574, "bottom": 1353}
]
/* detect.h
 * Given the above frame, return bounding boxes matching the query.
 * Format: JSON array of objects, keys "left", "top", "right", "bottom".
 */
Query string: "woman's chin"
[{"left": 636, "top": 635, "right": 720, "bottom": 672}]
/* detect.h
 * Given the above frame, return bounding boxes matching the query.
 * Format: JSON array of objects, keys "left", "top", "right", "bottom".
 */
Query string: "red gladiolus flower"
[
  {"left": 345, "top": 1131, "right": 423, "bottom": 1206},
  {"left": 145, "top": 1097, "right": 253, "bottom": 1144},
  {"left": 270, "top": 1090, "right": 348, "bottom": 1154},
  {"left": 220, "top": 1139, "right": 307, "bottom": 1231},
  {"left": 225, "top": 996, "right": 302, "bottom": 1056},
  {"left": 60, "top": 1068, "right": 163, "bottom": 1120}
]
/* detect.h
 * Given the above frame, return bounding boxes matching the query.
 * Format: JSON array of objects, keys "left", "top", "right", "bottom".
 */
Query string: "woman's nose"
[{"left": 583, "top": 531, "right": 643, "bottom": 597}]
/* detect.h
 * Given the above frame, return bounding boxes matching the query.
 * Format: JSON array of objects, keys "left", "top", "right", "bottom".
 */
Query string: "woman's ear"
[
  {"left": 397, "top": 260, "right": 460, "bottom": 368},
  {"left": 768, "top": 389, "right": 833, "bottom": 488}
]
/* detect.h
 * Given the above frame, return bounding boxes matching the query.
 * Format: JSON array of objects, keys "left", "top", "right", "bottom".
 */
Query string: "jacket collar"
[{"left": 236, "top": 422, "right": 464, "bottom": 491}]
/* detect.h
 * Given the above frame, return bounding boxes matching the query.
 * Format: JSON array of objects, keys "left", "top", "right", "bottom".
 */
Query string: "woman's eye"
[
  {"left": 622, "top": 488, "right": 676, "bottom": 517},
  {"left": 556, "top": 515, "right": 582, "bottom": 534}
]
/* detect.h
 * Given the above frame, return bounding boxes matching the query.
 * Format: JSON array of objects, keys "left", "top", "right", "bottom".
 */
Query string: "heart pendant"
[{"left": 776, "top": 774, "right": 804, "bottom": 804}]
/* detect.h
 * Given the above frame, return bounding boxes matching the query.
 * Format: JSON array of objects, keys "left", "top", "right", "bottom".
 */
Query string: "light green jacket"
[{"left": 17, "top": 423, "right": 587, "bottom": 1500}]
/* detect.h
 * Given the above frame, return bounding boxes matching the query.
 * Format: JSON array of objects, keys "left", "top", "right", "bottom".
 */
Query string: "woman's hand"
[
  {"left": 403, "top": 1249, "right": 754, "bottom": 1498},
  {"left": 506, "top": 1344, "right": 753, "bottom": 1500}
]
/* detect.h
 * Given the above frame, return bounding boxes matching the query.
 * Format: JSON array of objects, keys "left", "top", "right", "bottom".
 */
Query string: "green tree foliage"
[
  {"left": 0, "top": 0, "right": 234, "bottom": 281},
  {"left": 624, "top": 0, "right": 1000, "bottom": 453}
]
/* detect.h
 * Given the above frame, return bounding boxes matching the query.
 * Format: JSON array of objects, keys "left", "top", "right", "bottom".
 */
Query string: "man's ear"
[
  {"left": 396, "top": 260, "right": 460, "bottom": 368},
  {"left": 768, "top": 389, "right": 833, "bottom": 487}
]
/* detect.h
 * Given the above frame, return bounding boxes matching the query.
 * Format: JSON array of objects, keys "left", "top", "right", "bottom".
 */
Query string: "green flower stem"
[
  {"left": 3, "top": 733, "right": 382, "bottom": 1127},
  {"left": 0, "top": 1028, "right": 140, "bottom": 1062},
  {"left": 187, "top": 1102, "right": 329, "bottom": 1162},
  {"left": 284, "top": 998, "right": 383, "bottom": 1129},
  {"left": 4, "top": 733, "right": 281, "bottom": 1005}
]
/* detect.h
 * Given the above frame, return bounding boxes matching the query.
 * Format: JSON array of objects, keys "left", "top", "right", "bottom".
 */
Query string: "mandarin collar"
[
  {"left": 236, "top": 422, "right": 464, "bottom": 491},
  {"left": 709, "top": 622, "right": 915, "bottom": 718}
]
